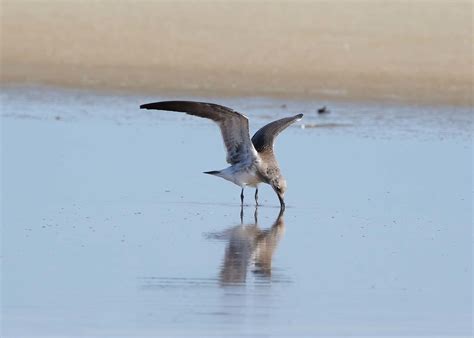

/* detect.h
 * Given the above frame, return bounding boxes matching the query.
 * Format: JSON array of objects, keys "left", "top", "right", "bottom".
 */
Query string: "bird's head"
[{"left": 271, "top": 176, "right": 287, "bottom": 209}]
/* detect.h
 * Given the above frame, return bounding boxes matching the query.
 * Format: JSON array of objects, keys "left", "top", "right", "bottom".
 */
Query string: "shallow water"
[{"left": 1, "top": 86, "right": 472, "bottom": 337}]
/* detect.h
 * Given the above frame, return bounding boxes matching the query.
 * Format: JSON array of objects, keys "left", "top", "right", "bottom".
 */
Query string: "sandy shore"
[{"left": 1, "top": 1, "right": 472, "bottom": 105}]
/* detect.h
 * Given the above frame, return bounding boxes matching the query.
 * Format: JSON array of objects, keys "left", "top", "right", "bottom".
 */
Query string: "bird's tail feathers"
[{"left": 203, "top": 170, "right": 221, "bottom": 176}]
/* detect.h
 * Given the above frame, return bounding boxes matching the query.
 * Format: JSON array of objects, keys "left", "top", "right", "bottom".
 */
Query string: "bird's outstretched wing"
[
  {"left": 140, "top": 101, "right": 257, "bottom": 164},
  {"left": 251, "top": 114, "right": 303, "bottom": 154}
]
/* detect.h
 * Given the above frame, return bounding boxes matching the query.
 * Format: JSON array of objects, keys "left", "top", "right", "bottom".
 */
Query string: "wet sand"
[
  {"left": 1, "top": 1, "right": 473, "bottom": 106},
  {"left": 1, "top": 86, "right": 472, "bottom": 337}
]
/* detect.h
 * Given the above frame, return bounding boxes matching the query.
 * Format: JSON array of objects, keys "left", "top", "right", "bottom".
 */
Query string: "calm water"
[{"left": 1, "top": 86, "right": 472, "bottom": 337}]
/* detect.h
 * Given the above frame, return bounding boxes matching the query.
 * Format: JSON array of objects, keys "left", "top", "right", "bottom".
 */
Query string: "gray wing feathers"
[
  {"left": 140, "top": 101, "right": 256, "bottom": 164},
  {"left": 251, "top": 114, "right": 303, "bottom": 153},
  {"left": 140, "top": 101, "right": 242, "bottom": 120}
]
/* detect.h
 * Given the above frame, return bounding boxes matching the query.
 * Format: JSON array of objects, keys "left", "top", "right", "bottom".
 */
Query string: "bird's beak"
[{"left": 277, "top": 192, "right": 285, "bottom": 210}]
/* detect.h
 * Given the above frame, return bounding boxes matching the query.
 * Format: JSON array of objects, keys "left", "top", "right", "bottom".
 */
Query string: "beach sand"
[
  {"left": 1, "top": 1, "right": 473, "bottom": 105},
  {"left": 1, "top": 86, "right": 472, "bottom": 337}
]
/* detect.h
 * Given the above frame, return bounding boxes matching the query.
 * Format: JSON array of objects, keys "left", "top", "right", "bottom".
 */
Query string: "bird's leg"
[
  {"left": 240, "top": 188, "right": 244, "bottom": 206},
  {"left": 254, "top": 187, "right": 259, "bottom": 206},
  {"left": 240, "top": 204, "right": 244, "bottom": 224},
  {"left": 254, "top": 204, "right": 259, "bottom": 224}
]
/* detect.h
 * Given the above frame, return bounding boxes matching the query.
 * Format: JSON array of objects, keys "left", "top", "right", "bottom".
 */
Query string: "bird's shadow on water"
[{"left": 205, "top": 207, "right": 286, "bottom": 286}]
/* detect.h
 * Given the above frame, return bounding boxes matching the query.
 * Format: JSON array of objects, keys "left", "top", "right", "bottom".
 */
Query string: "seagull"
[{"left": 139, "top": 101, "right": 303, "bottom": 209}]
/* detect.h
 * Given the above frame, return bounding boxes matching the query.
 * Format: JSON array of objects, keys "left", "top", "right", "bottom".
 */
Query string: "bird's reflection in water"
[{"left": 208, "top": 207, "right": 285, "bottom": 285}]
